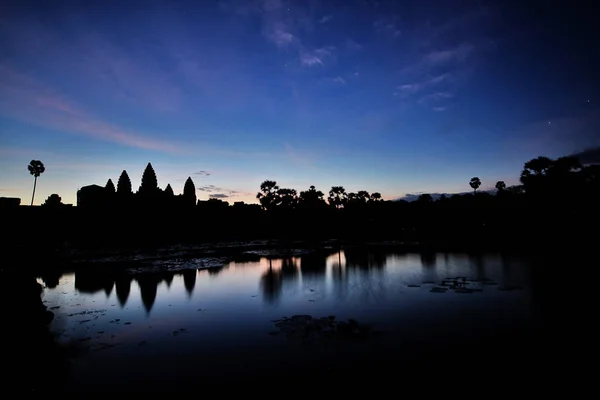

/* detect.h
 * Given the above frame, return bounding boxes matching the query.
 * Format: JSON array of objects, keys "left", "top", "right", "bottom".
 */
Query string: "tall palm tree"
[
  {"left": 495, "top": 181, "right": 506, "bottom": 192},
  {"left": 28, "top": 160, "right": 45, "bottom": 206},
  {"left": 469, "top": 177, "right": 481, "bottom": 194}
]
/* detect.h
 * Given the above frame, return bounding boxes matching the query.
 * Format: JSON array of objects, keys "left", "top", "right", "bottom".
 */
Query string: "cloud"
[
  {"left": 332, "top": 77, "right": 346, "bottom": 85},
  {"left": 433, "top": 106, "right": 447, "bottom": 112},
  {"left": 300, "top": 52, "right": 324, "bottom": 66},
  {"left": 266, "top": 23, "right": 297, "bottom": 48},
  {"left": 221, "top": 1, "right": 336, "bottom": 67},
  {"left": 209, "top": 193, "right": 230, "bottom": 199},
  {"left": 397, "top": 75, "right": 451, "bottom": 97},
  {"left": 419, "top": 91, "right": 454, "bottom": 103},
  {"left": 300, "top": 46, "right": 335, "bottom": 67},
  {"left": 193, "top": 170, "right": 211, "bottom": 176},
  {"left": 346, "top": 39, "right": 363, "bottom": 51},
  {"left": 198, "top": 184, "right": 244, "bottom": 198},
  {"left": 425, "top": 43, "right": 474, "bottom": 66},
  {"left": 197, "top": 184, "right": 219, "bottom": 192},
  {"left": 374, "top": 19, "right": 401, "bottom": 38},
  {"left": 0, "top": 65, "right": 185, "bottom": 154}
]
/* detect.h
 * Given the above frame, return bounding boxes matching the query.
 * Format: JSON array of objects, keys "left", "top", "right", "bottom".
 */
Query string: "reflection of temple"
[
  {"left": 115, "top": 276, "right": 133, "bottom": 307},
  {"left": 75, "top": 272, "right": 115, "bottom": 296},
  {"left": 136, "top": 275, "right": 160, "bottom": 313},
  {"left": 182, "top": 270, "right": 197, "bottom": 295},
  {"left": 70, "top": 264, "right": 224, "bottom": 313}
]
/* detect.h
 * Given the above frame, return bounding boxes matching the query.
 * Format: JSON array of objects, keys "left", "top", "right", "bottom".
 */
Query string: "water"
[{"left": 39, "top": 249, "right": 538, "bottom": 389}]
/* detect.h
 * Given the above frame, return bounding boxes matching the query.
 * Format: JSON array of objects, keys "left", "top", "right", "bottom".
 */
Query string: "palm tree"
[
  {"left": 495, "top": 181, "right": 506, "bottom": 192},
  {"left": 469, "top": 177, "right": 481, "bottom": 194},
  {"left": 256, "top": 180, "right": 279, "bottom": 211},
  {"left": 328, "top": 186, "right": 348, "bottom": 209},
  {"left": 27, "top": 160, "right": 45, "bottom": 206}
]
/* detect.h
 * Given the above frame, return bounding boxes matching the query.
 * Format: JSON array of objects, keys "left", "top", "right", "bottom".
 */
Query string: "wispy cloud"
[
  {"left": 300, "top": 46, "right": 335, "bottom": 67},
  {"left": 433, "top": 106, "right": 447, "bottom": 112},
  {"left": 197, "top": 184, "right": 246, "bottom": 198},
  {"left": 397, "top": 74, "right": 451, "bottom": 96},
  {"left": 209, "top": 193, "right": 230, "bottom": 199},
  {"left": 0, "top": 65, "right": 184, "bottom": 154},
  {"left": 419, "top": 91, "right": 454, "bottom": 103},
  {"left": 193, "top": 170, "right": 211, "bottom": 176},
  {"left": 425, "top": 43, "right": 474, "bottom": 66},
  {"left": 346, "top": 39, "right": 363, "bottom": 51},
  {"left": 374, "top": 19, "right": 402, "bottom": 38},
  {"left": 221, "top": 0, "right": 336, "bottom": 67}
]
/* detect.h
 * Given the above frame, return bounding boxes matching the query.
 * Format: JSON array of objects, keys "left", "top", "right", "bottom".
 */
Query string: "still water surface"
[{"left": 41, "top": 249, "right": 536, "bottom": 389}]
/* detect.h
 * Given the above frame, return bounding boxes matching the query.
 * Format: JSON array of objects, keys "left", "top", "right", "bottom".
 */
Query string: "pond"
[{"left": 40, "top": 248, "right": 540, "bottom": 390}]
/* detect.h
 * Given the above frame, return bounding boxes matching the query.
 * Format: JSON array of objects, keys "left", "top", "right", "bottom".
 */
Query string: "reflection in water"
[
  {"left": 260, "top": 259, "right": 283, "bottom": 304},
  {"left": 420, "top": 252, "right": 436, "bottom": 268},
  {"left": 182, "top": 270, "right": 197, "bottom": 296},
  {"left": 470, "top": 253, "right": 486, "bottom": 281},
  {"left": 300, "top": 252, "right": 328, "bottom": 277},
  {"left": 163, "top": 272, "right": 175, "bottom": 288},
  {"left": 345, "top": 248, "right": 386, "bottom": 270},
  {"left": 137, "top": 275, "right": 159, "bottom": 313},
  {"left": 40, "top": 271, "right": 62, "bottom": 289},
  {"left": 115, "top": 276, "right": 132, "bottom": 308},
  {"left": 75, "top": 272, "right": 115, "bottom": 295},
  {"left": 57, "top": 250, "right": 533, "bottom": 317}
]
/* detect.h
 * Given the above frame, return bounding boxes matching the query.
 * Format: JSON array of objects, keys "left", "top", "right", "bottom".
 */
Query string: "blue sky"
[{"left": 1, "top": 0, "right": 599, "bottom": 205}]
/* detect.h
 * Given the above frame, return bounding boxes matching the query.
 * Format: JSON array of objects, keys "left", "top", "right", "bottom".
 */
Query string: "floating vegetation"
[
  {"left": 430, "top": 287, "right": 448, "bottom": 293},
  {"left": 270, "top": 315, "right": 372, "bottom": 341},
  {"left": 407, "top": 284, "right": 421, "bottom": 288}
]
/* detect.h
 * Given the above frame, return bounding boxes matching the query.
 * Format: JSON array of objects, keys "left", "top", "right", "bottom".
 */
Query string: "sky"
[{"left": 1, "top": 0, "right": 599, "bottom": 205}]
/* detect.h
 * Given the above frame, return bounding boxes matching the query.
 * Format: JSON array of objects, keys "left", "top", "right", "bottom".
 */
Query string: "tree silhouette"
[
  {"left": 299, "top": 185, "right": 326, "bottom": 209},
  {"left": 164, "top": 184, "right": 174, "bottom": 197},
  {"left": 183, "top": 177, "right": 196, "bottom": 206},
  {"left": 328, "top": 186, "right": 348, "bottom": 209},
  {"left": 257, "top": 180, "right": 279, "bottom": 211},
  {"left": 139, "top": 162, "right": 158, "bottom": 195},
  {"left": 27, "top": 160, "right": 45, "bottom": 206},
  {"left": 495, "top": 181, "right": 506, "bottom": 192},
  {"left": 105, "top": 179, "right": 116, "bottom": 193},
  {"left": 42, "top": 193, "right": 63, "bottom": 207},
  {"left": 277, "top": 188, "right": 298, "bottom": 209},
  {"left": 417, "top": 193, "right": 433, "bottom": 203},
  {"left": 117, "top": 170, "right": 132, "bottom": 194},
  {"left": 469, "top": 177, "right": 481, "bottom": 194},
  {"left": 370, "top": 192, "right": 382, "bottom": 202}
]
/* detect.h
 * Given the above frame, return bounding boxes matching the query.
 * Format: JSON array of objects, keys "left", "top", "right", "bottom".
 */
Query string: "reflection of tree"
[
  {"left": 260, "top": 259, "right": 282, "bottom": 304},
  {"left": 207, "top": 265, "right": 228, "bottom": 276},
  {"left": 182, "top": 269, "right": 197, "bottom": 296},
  {"left": 281, "top": 258, "right": 299, "bottom": 280},
  {"left": 345, "top": 249, "right": 386, "bottom": 270},
  {"left": 75, "top": 272, "right": 114, "bottom": 297},
  {"left": 137, "top": 275, "right": 160, "bottom": 313},
  {"left": 115, "top": 276, "right": 132, "bottom": 308},
  {"left": 300, "top": 252, "right": 327, "bottom": 277},
  {"left": 470, "top": 254, "right": 485, "bottom": 281},
  {"left": 39, "top": 271, "right": 62, "bottom": 289},
  {"left": 420, "top": 252, "right": 436, "bottom": 268}
]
